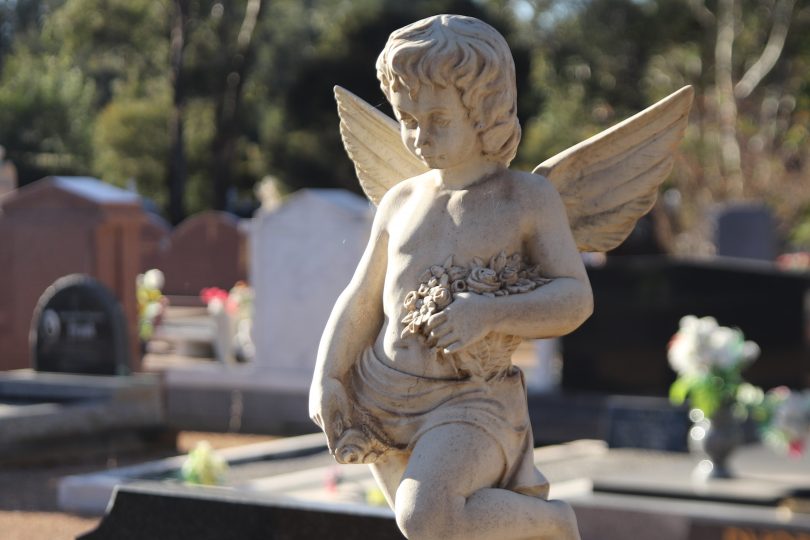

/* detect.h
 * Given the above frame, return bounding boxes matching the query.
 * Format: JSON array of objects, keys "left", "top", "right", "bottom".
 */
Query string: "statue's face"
[{"left": 390, "top": 84, "right": 480, "bottom": 170}]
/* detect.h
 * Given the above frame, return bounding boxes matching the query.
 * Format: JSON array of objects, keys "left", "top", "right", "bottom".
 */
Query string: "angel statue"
[{"left": 309, "top": 13, "right": 692, "bottom": 540}]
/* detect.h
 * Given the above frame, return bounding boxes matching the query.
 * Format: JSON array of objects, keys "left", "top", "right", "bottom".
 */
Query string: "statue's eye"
[
  {"left": 434, "top": 117, "right": 451, "bottom": 128},
  {"left": 400, "top": 116, "right": 418, "bottom": 129}
]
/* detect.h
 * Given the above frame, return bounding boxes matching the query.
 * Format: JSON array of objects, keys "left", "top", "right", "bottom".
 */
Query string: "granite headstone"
[{"left": 31, "top": 274, "right": 130, "bottom": 375}]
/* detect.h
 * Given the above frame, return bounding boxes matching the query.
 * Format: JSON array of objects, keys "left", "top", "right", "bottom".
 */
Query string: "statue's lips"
[{"left": 419, "top": 154, "right": 445, "bottom": 164}]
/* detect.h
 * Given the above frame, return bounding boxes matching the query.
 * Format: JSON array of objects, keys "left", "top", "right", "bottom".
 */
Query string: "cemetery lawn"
[{"left": 0, "top": 431, "right": 271, "bottom": 540}]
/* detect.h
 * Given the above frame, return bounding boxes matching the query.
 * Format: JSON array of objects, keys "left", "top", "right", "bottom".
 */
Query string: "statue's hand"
[
  {"left": 309, "top": 377, "right": 352, "bottom": 454},
  {"left": 424, "top": 292, "right": 493, "bottom": 354}
]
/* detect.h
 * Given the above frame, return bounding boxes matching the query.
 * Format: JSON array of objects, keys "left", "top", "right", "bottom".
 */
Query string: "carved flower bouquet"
[{"left": 401, "top": 251, "right": 551, "bottom": 379}]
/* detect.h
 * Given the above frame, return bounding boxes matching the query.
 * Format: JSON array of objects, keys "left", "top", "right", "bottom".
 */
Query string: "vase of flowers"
[{"left": 668, "top": 315, "right": 760, "bottom": 479}]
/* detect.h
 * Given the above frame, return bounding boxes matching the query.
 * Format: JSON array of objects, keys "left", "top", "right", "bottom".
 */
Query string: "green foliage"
[
  {"left": 0, "top": 0, "right": 807, "bottom": 234},
  {"left": 92, "top": 94, "right": 170, "bottom": 206},
  {"left": 0, "top": 47, "right": 95, "bottom": 183}
]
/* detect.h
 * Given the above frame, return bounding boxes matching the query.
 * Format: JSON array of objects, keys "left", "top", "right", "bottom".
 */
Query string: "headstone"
[
  {"left": 0, "top": 177, "right": 146, "bottom": 371},
  {"left": 562, "top": 256, "right": 810, "bottom": 396},
  {"left": 31, "top": 274, "right": 130, "bottom": 375},
  {"left": 140, "top": 213, "right": 171, "bottom": 273},
  {"left": 605, "top": 397, "right": 690, "bottom": 451},
  {"left": 714, "top": 204, "right": 777, "bottom": 261},
  {"left": 161, "top": 211, "right": 247, "bottom": 297},
  {"left": 250, "top": 189, "right": 372, "bottom": 388}
]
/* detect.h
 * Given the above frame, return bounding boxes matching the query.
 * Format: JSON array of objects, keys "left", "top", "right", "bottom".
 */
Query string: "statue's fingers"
[
  {"left": 424, "top": 311, "right": 448, "bottom": 331},
  {"left": 325, "top": 413, "right": 345, "bottom": 454},
  {"left": 436, "top": 332, "right": 458, "bottom": 351},
  {"left": 428, "top": 325, "right": 452, "bottom": 344},
  {"left": 443, "top": 340, "right": 468, "bottom": 354}
]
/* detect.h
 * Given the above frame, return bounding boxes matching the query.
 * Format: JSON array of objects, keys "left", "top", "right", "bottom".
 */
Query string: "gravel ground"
[{"left": 0, "top": 431, "right": 272, "bottom": 540}]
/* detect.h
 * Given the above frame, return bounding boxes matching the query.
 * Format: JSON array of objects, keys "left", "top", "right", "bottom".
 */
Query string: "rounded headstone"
[{"left": 30, "top": 274, "right": 131, "bottom": 375}]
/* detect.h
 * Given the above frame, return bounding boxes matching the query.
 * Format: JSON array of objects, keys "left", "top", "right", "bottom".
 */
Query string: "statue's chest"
[{"left": 389, "top": 191, "right": 522, "bottom": 264}]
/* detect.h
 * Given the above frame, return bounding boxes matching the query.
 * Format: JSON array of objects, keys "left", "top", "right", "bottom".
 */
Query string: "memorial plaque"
[
  {"left": 30, "top": 274, "right": 130, "bottom": 375},
  {"left": 605, "top": 398, "right": 690, "bottom": 451}
]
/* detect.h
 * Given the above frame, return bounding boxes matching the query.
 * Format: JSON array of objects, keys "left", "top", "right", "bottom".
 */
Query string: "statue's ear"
[
  {"left": 533, "top": 86, "right": 694, "bottom": 253},
  {"left": 335, "top": 86, "right": 429, "bottom": 206}
]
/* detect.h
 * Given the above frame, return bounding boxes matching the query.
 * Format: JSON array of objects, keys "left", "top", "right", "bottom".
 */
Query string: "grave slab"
[
  {"left": 0, "top": 370, "right": 165, "bottom": 462},
  {"left": 76, "top": 440, "right": 810, "bottom": 540}
]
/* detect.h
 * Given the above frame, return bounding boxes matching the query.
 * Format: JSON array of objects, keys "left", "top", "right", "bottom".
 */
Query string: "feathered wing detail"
[
  {"left": 334, "top": 86, "right": 429, "bottom": 205},
  {"left": 534, "top": 86, "right": 694, "bottom": 252}
]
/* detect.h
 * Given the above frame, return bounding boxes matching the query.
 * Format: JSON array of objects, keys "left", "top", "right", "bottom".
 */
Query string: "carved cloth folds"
[{"left": 350, "top": 346, "right": 549, "bottom": 498}]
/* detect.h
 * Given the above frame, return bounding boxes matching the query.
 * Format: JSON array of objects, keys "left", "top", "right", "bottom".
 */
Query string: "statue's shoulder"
[
  {"left": 377, "top": 172, "right": 433, "bottom": 210},
  {"left": 496, "top": 168, "right": 561, "bottom": 207}
]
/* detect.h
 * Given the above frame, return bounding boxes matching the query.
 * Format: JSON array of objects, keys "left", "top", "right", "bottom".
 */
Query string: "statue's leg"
[
  {"left": 369, "top": 451, "right": 409, "bottom": 508},
  {"left": 393, "top": 423, "right": 580, "bottom": 540}
]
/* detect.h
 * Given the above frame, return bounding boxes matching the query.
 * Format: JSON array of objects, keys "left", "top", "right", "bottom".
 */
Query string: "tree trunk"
[
  {"left": 167, "top": 0, "right": 189, "bottom": 225},
  {"left": 211, "top": 0, "right": 263, "bottom": 212}
]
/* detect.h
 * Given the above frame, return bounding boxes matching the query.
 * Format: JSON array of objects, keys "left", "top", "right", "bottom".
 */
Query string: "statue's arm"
[
  {"left": 309, "top": 196, "right": 390, "bottom": 448},
  {"left": 425, "top": 178, "right": 593, "bottom": 353},
  {"left": 488, "top": 178, "right": 593, "bottom": 339}
]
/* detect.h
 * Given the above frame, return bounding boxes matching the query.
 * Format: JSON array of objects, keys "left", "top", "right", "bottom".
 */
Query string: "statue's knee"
[
  {"left": 395, "top": 485, "right": 454, "bottom": 540},
  {"left": 548, "top": 500, "right": 580, "bottom": 539}
]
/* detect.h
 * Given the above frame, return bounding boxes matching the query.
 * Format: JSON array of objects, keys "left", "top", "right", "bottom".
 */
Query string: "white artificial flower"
[
  {"left": 708, "top": 326, "right": 742, "bottom": 369},
  {"left": 143, "top": 269, "right": 165, "bottom": 291},
  {"left": 207, "top": 297, "right": 225, "bottom": 315}
]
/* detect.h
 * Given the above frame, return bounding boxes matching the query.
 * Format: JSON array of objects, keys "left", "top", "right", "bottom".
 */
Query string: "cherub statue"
[{"left": 309, "top": 14, "right": 692, "bottom": 540}]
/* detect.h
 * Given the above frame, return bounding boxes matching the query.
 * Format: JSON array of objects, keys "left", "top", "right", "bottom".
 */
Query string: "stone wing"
[
  {"left": 534, "top": 86, "right": 694, "bottom": 253},
  {"left": 334, "top": 86, "right": 428, "bottom": 205}
]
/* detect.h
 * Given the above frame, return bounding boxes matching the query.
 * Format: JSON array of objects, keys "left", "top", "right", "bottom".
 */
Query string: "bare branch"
[
  {"left": 687, "top": 0, "right": 716, "bottom": 27},
  {"left": 734, "top": 0, "right": 795, "bottom": 99}
]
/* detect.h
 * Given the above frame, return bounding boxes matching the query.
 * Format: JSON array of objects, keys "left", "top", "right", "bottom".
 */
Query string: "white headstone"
[{"left": 250, "top": 189, "right": 373, "bottom": 389}]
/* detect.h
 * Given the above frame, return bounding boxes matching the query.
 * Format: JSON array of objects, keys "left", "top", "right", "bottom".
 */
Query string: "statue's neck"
[{"left": 436, "top": 159, "right": 502, "bottom": 190}]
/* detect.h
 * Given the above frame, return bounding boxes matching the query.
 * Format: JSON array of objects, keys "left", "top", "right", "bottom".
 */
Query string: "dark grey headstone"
[
  {"left": 562, "top": 257, "right": 810, "bottom": 396},
  {"left": 605, "top": 398, "right": 690, "bottom": 451},
  {"left": 714, "top": 204, "right": 777, "bottom": 261},
  {"left": 79, "top": 484, "right": 404, "bottom": 540},
  {"left": 30, "top": 274, "right": 130, "bottom": 375}
]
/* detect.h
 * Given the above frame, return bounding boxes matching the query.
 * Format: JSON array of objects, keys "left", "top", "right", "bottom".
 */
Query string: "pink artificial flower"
[
  {"left": 200, "top": 287, "right": 229, "bottom": 305},
  {"left": 789, "top": 439, "right": 805, "bottom": 458}
]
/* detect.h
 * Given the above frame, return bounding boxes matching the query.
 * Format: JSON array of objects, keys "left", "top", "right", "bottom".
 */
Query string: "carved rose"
[
  {"left": 431, "top": 286, "right": 452, "bottom": 308},
  {"left": 466, "top": 267, "right": 500, "bottom": 294},
  {"left": 499, "top": 265, "right": 519, "bottom": 286},
  {"left": 451, "top": 279, "right": 467, "bottom": 293},
  {"left": 404, "top": 291, "right": 419, "bottom": 311}
]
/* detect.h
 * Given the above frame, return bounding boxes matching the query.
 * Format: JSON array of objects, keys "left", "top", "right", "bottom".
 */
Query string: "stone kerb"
[{"left": 250, "top": 189, "right": 372, "bottom": 388}]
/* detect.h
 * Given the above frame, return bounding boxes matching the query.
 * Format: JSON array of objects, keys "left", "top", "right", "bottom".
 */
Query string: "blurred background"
[{"left": 0, "top": 0, "right": 807, "bottom": 254}]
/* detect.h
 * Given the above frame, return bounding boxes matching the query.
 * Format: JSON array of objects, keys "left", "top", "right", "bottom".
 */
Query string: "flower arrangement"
[
  {"left": 760, "top": 387, "right": 810, "bottom": 457},
  {"left": 668, "top": 316, "right": 760, "bottom": 418},
  {"left": 200, "top": 282, "right": 255, "bottom": 362},
  {"left": 180, "top": 441, "right": 228, "bottom": 485},
  {"left": 136, "top": 269, "right": 167, "bottom": 342},
  {"left": 401, "top": 251, "right": 551, "bottom": 378}
]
